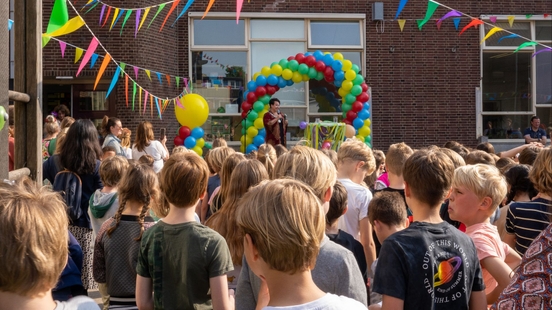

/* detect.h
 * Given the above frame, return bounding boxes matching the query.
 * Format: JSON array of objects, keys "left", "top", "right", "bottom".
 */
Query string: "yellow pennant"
[
  {"left": 144, "top": 69, "right": 152, "bottom": 81},
  {"left": 481, "top": 27, "right": 503, "bottom": 44},
  {"left": 110, "top": 8, "right": 120, "bottom": 30},
  {"left": 74, "top": 48, "right": 84, "bottom": 63},
  {"left": 46, "top": 16, "right": 85, "bottom": 37},
  {"left": 139, "top": 7, "right": 151, "bottom": 31},
  {"left": 507, "top": 16, "right": 515, "bottom": 27},
  {"left": 398, "top": 19, "right": 406, "bottom": 32}
]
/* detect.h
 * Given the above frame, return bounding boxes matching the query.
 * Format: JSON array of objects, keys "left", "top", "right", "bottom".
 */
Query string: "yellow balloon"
[
  {"left": 175, "top": 94, "right": 209, "bottom": 128},
  {"left": 302, "top": 74, "right": 310, "bottom": 82},
  {"left": 292, "top": 71, "right": 303, "bottom": 83},
  {"left": 341, "top": 80, "right": 353, "bottom": 91},
  {"left": 247, "top": 126, "right": 258, "bottom": 137},
  {"left": 333, "top": 52, "right": 344, "bottom": 60},
  {"left": 192, "top": 146, "right": 203, "bottom": 156},
  {"left": 241, "top": 135, "right": 253, "bottom": 145},
  {"left": 271, "top": 64, "right": 283, "bottom": 76},
  {"left": 282, "top": 69, "right": 293, "bottom": 80},
  {"left": 342, "top": 60, "right": 353, "bottom": 71},
  {"left": 345, "top": 70, "right": 356, "bottom": 81},
  {"left": 254, "top": 118, "right": 264, "bottom": 129},
  {"left": 263, "top": 104, "right": 269, "bottom": 112},
  {"left": 240, "top": 144, "right": 246, "bottom": 153},
  {"left": 364, "top": 119, "right": 371, "bottom": 127},
  {"left": 356, "top": 134, "right": 364, "bottom": 140},
  {"left": 359, "top": 126, "right": 371, "bottom": 137},
  {"left": 196, "top": 138, "right": 205, "bottom": 148},
  {"left": 253, "top": 72, "right": 261, "bottom": 81},
  {"left": 261, "top": 66, "right": 272, "bottom": 77},
  {"left": 338, "top": 88, "right": 349, "bottom": 98},
  {"left": 324, "top": 52, "right": 331, "bottom": 55}
]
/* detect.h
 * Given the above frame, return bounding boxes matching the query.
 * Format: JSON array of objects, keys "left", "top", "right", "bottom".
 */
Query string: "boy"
[
  {"left": 136, "top": 152, "right": 234, "bottom": 309},
  {"left": 448, "top": 164, "right": 521, "bottom": 305},
  {"left": 0, "top": 178, "right": 99, "bottom": 309},
  {"left": 237, "top": 179, "right": 367, "bottom": 309},
  {"left": 373, "top": 150, "right": 486, "bottom": 310},
  {"left": 337, "top": 139, "right": 377, "bottom": 269}
]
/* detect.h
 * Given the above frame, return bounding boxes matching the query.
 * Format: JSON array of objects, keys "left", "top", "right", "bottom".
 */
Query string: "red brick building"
[{"left": 40, "top": 0, "right": 552, "bottom": 151}]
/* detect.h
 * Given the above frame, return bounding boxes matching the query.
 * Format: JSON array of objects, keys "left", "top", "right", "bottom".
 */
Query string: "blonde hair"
[
  {"left": 452, "top": 164, "right": 507, "bottom": 211},
  {"left": 119, "top": 128, "right": 132, "bottom": 148},
  {"left": 206, "top": 160, "right": 269, "bottom": 265},
  {"left": 60, "top": 117, "right": 75, "bottom": 131},
  {"left": 207, "top": 146, "right": 235, "bottom": 174},
  {"left": 274, "top": 144, "right": 288, "bottom": 158},
  {"left": 0, "top": 178, "right": 68, "bottom": 296},
  {"left": 236, "top": 179, "right": 325, "bottom": 274},
  {"left": 320, "top": 148, "right": 338, "bottom": 168},
  {"left": 134, "top": 121, "right": 154, "bottom": 152},
  {"left": 440, "top": 148, "right": 466, "bottom": 169},
  {"left": 337, "top": 138, "right": 376, "bottom": 174},
  {"left": 44, "top": 115, "right": 60, "bottom": 136},
  {"left": 257, "top": 144, "right": 277, "bottom": 178},
  {"left": 212, "top": 138, "right": 227, "bottom": 148},
  {"left": 54, "top": 127, "right": 70, "bottom": 154},
  {"left": 138, "top": 154, "right": 155, "bottom": 168},
  {"left": 530, "top": 147, "right": 552, "bottom": 196},
  {"left": 214, "top": 152, "right": 246, "bottom": 210},
  {"left": 100, "top": 155, "right": 129, "bottom": 187},
  {"left": 273, "top": 146, "right": 336, "bottom": 200},
  {"left": 172, "top": 145, "right": 190, "bottom": 155},
  {"left": 385, "top": 142, "right": 413, "bottom": 176}
]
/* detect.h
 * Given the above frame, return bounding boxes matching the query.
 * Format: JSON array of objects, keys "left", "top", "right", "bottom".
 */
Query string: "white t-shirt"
[
  {"left": 131, "top": 140, "right": 168, "bottom": 173},
  {"left": 55, "top": 296, "right": 100, "bottom": 310},
  {"left": 337, "top": 178, "right": 372, "bottom": 240},
  {"left": 263, "top": 293, "right": 367, "bottom": 310}
]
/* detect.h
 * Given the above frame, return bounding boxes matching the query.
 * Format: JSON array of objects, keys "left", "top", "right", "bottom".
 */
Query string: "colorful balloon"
[
  {"left": 192, "top": 146, "right": 203, "bottom": 156},
  {"left": 353, "top": 118, "right": 364, "bottom": 129},
  {"left": 271, "top": 64, "right": 283, "bottom": 76},
  {"left": 342, "top": 60, "right": 353, "bottom": 71},
  {"left": 184, "top": 136, "right": 196, "bottom": 148},
  {"left": 282, "top": 69, "right": 293, "bottom": 80},
  {"left": 191, "top": 127, "right": 204, "bottom": 139},
  {"left": 345, "top": 124, "right": 356, "bottom": 138},
  {"left": 196, "top": 138, "right": 205, "bottom": 148},
  {"left": 179, "top": 126, "right": 191, "bottom": 139},
  {"left": 254, "top": 118, "right": 264, "bottom": 129},
  {"left": 299, "top": 121, "right": 307, "bottom": 129},
  {"left": 174, "top": 136, "right": 183, "bottom": 146},
  {"left": 261, "top": 66, "right": 272, "bottom": 77},
  {"left": 175, "top": 94, "right": 209, "bottom": 128},
  {"left": 359, "top": 125, "right": 371, "bottom": 137}
]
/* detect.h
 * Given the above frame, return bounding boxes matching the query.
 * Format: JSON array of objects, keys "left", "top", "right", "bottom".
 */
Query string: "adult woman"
[
  {"left": 43, "top": 119, "right": 103, "bottom": 291},
  {"left": 101, "top": 116, "right": 125, "bottom": 157},
  {"left": 131, "top": 121, "right": 168, "bottom": 173},
  {"left": 42, "top": 115, "right": 60, "bottom": 161},
  {"left": 53, "top": 104, "right": 70, "bottom": 123},
  {"left": 118, "top": 127, "right": 132, "bottom": 159},
  {"left": 263, "top": 98, "right": 288, "bottom": 146}
]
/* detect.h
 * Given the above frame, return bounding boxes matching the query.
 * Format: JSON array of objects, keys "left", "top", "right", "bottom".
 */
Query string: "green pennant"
[
  {"left": 418, "top": 0, "right": 439, "bottom": 29},
  {"left": 148, "top": 4, "right": 166, "bottom": 28},
  {"left": 132, "top": 82, "right": 137, "bottom": 111},
  {"left": 119, "top": 62, "right": 126, "bottom": 77},
  {"left": 43, "top": 0, "right": 69, "bottom": 47},
  {"left": 120, "top": 10, "right": 133, "bottom": 35},
  {"left": 176, "top": 76, "right": 180, "bottom": 88}
]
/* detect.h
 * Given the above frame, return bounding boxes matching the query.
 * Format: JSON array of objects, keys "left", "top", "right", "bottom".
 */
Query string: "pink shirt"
[{"left": 465, "top": 222, "right": 509, "bottom": 294}]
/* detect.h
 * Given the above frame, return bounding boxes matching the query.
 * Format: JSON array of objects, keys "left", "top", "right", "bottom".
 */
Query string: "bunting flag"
[
  {"left": 459, "top": 19, "right": 483, "bottom": 35},
  {"left": 99, "top": 4, "right": 106, "bottom": 25},
  {"left": 110, "top": 8, "right": 124, "bottom": 31},
  {"left": 145, "top": 69, "right": 152, "bottom": 80},
  {"left": 497, "top": 33, "right": 520, "bottom": 43},
  {"left": 236, "top": 0, "right": 244, "bottom": 24},
  {"left": 155, "top": 98, "right": 162, "bottom": 119},
  {"left": 436, "top": 10, "right": 461, "bottom": 26},
  {"left": 8, "top": 19, "right": 13, "bottom": 31},
  {"left": 394, "top": 0, "right": 409, "bottom": 20},
  {"left": 76, "top": 38, "right": 98, "bottom": 76},
  {"left": 156, "top": 72, "right": 163, "bottom": 84},
  {"left": 134, "top": 9, "right": 141, "bottom": 37},
  {"left": 94, "top": 53, "right": 111, "bottom": 90},
  {"left": 489, "top": 16, "right": 497, "bottom": 23},
  {"left": 132, "top": 81, "right": 137, "bottom": 110},
  {"left": 44, "top": 16, "right": 85, "bottom": 38},
  {"left": 514, "top": 41, "right": 537, "bottom": 53},
  {"left": 160, "top": 0, "right": 180, "bottom": 31},
  {"left": 507, "top": 16, "right": 515, "bottom": 27},
  {"left": 74, "top": 47, "right": 84, "bottom": 63},
  {"left": 120, "top": 10, "right": 133, "bottom": 35},
  {"left": 481, "top": 27, "right": 503, "bottom": 44},
  {"left": 43, "top": 0, "right": 69, "bottom": 47},
  {"left": 172, "top": 0, "right": 195, "bottom": 26},
  {"left": 139, "top": 8, "right": 150, "bottom": 31},
  {"left": 176, "top": 76, "right": 180, "bottom": 88},
  {"left": 202, "top": 0, "right": 216, "bottom": 19},
  {"left": 102, "top": 7, "right": 112, "bottom": 27},
  {"left": 417, "top": 0, "right": 439, "bottom": 29},
  {"left": 166, "top": 74, "right": 171, "bottom": 85},
  {"left": 106, "top": 65, "right": 121, "bottom": 98},
  {"left": 133, "top": 66, "right": 139, "bottom": 79},
  {"left": 90, "top": 53, "right": 99, "bottom": 68},
  {"left": 150, "top": 94, "right": 154, "bottom": 118},
  {"left": 143, "top": 90, "right": 149, "bottom": 114},
  {"left": 533, "top": 48, "right": 552, "bottom": 57},
  {"left": 148, "top": 4, "right": 166, "bottom": 28},
  {"left": 453, "top": 18, "right": 461, "bottom": 30},
  {"left": 59, "top": 41, "right": 67, "bottom": 57},
  {"left": 119, "top": 62, "right": 126, "bottom": 77},
  {"left": 525, "top": 14, "right": 533, "bottom": 19},
  {"left": 125, "top": 74, "right": 129, "bottom": 107},
  {"left": 139, "top": 87, "right": 142, "bottom": 114}
]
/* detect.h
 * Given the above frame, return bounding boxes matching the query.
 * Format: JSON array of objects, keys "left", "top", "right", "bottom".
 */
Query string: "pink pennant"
[
  {"left": 490, "top": 16, "right": 497, "bottom": 23},
  {"left": 143, "top": 90, "right": 149, "bottom": 114},
  {"left": 76, "top": 38, "right": 99, "bottom": 77},
  {"left": 59, "top": 41, "right": 67, "bottom": 58},
  {"left": 236, "top": 0, "right": 244, "bottom": 23},
  {"left": 133, "top": 66, "right": 139, "bottom": 79}
]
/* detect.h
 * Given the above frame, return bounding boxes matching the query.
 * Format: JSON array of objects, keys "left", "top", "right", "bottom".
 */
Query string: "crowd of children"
[{"left": 2, "top": 123, "right": 552, "bottom": 310}]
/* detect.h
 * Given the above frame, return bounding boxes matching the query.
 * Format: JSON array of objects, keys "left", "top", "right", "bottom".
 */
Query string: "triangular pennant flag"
[
  {"left": 177, "top": 96, "right": 185, "bottom": 109},
  {"left": 8, "top": 19, "right": 13, "bottom": 31},
  {"left": 43, "top": 0, "right": 69, "bottom": 47},
  {"left": 90, "top": 53, "right": 99, "bottom": 68},
  {"left": 453, "top": 18, "right": 461, "bottom": 30},
  {"left": 125, "top": 74, "right": 129, "bottom": 107},
  {"left": 394, "top": 0, "right": 409, "bottom": 20},
  {"left": 436, "top": 19, "right": 441, "bottom": 30},
  {"left": 416, "top": 19, "right": 424, "bottom": 30},
  {"left": 544, "top": 14, "right": 550, "bottom": 18},
  {"left": 525, "top": 14, "right": 533, "bottom": 19},
  {"left": 44, "top": 16, "right": 85, "bottom": 37},
  {"left": 507, "top": 16, "right": 515, "bottom": 27},
  {"left": 155, "top": 98, "right": 162, "bottom": 119},
  {"left": 481, "top": 27, "right": 503, "bottom": 44},
  {"left": 497, "top": 33, "right": 520, "bottom": 43},
  {"left": 459, "top": 19, "right": 484, "bottom": 35},
  {"left": 148, "top": 4, "right": 166, "bottom": 28},
  {"left": 172, "top": 0, "right": 195, "bottom": 26},
  {"left": 156, "top": 72, "right": 163, "bottom": 84},
  {"left": 74, "top": 48, "right": 84, "bottom": 63},
  {"left": 236, "top": 0, "right": 244, "bottom": 23},
  {"left": 184, "top": 78, "right": 190, "bottom": 92},
  {"left": 109, "top": 8, "right": 120, "bottom": 30},
  {"left": 150, "top": 94, "right": 154, "bottom": 117},
  {"left": 59, "top": 41, "right": 67, "bottom": 58},
  {"left": 99, "top": 4, "right": 106, "bottom": 25},
  {"left": 145, "top": 69, "right": 152, "bottom": 81},
  {"left": 119, "top": 62, "right": 126, "bottom": 77},
  {"left": 176, "top": 76, "right": 180, "bottom": 88},
  {"left": 132, "top": 81, "right": 137, "bottom": 111},
  {"left": 437, "top": 10, "right": 462, "bottom": 25},
  {"left": 101, "top": 6, "right": 112, "bottom": 27},
  {"left": 489, "top": 16, "right": 497, "bottom": 23},
  {"left": 417, "top": 0, "right": 439, "bottom": 29},
  {"left": 202, "top": 0, "right": 216, "bottom": 19},
  {"left": 139, "top": 8, "right": 150, "bottom": 31},
  {"left": 133, "top": 66, "right": 139, "bottom": 79},
  {"left": 84, "top": 1, "right": 100, "bottom": 14},
  {"left": 143, "top": 90, "right": 149, "bottom": 114},
  {"left": 514, "top": 41, "right": 537, "bottom": 53},
  {"left": 160, "top": 0, "right": 181, "bottom": 32},
  {"left": 166, "top": 74, "right": 171, "bottom": 86},
  {"left": 139, "top": 87, "right": 142, "bottom": 114},
  {"left": 135, "top": 9, "right": 141, "bottom": 37},
  {"left": 532, "top": 47, "right": 552, "bottom": 57},
  {"left": 76, "top": 38, "right": 99, "bottom": 76},
  {"left": 120, "top": 10, "right": 133, "bottom": 35},
  {"left": 398, "top": 19, "right": 406, "bottom": 31},
  {"left": 106, "top": 66, "right": 121, "bottom": 98},
  {"left": 94, "top": 54, "right": 112, "bottom": 90}
]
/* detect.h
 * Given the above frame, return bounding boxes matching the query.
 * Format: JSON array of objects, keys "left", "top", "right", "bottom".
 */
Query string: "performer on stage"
[{"left": 263, "top": 98, "right": 288, "bottom": 147}]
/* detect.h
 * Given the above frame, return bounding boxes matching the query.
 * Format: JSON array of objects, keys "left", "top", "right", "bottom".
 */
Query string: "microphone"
[
  {"left": 277, "top": 109, "right": 281, "bottom": 115},
  {"left": 277, "top": 109, "right": 282, "bottom": 123}
]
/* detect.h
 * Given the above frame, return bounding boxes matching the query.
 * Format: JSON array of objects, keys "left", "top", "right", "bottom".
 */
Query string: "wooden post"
[
  {"left": 0, "top": 0, "right": 8, "bottom": 179},
  {"left": 14, "top": 0, "right": 42, "bottom": 181}
]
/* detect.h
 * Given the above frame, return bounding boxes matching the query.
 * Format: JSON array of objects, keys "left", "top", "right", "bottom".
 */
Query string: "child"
[
  {"left": 237, "top": 179, "right": 367, "bottom": 309},
  {"left": 201, "top": 146, "right": 235, "bottom": 222},
  {"left": 337, "top": 138, "right": 377, "bottom": 269},
  {"left": 448, "top": 165, "right": 521, "bottom": 304},
  {"left": 102, "top": 146, "right": 117, "bottom": 161},
  {"left": 138, "top": 154, "right": 155, "bottom": 168},
  {"left": 0, "top": 178, "right": 99, "bottom": 309},
  {"left": 136, "top": 152, "right": 234, "bottom": 310},
  {"left": 373, "top": 149, "right": 486, "bottom": 309},
  {"left": 93, "top": 164, "right": 159, "bottom": 309}
]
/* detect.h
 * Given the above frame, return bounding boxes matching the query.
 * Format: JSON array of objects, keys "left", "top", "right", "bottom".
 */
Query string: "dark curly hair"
[{"left": 504, "top": 164, "right": 537, "bottom": 204}]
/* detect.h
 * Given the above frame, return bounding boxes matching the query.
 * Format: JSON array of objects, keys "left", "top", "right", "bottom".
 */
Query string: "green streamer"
[
  {"left": 120, "top": 10, "right": 133, "bottom": 35},
  {"left": 148, "top": 4, "right": 166, "bottom": 28},
  {"left": 132, "top": 82, "right": 137, "bottom": 111}
]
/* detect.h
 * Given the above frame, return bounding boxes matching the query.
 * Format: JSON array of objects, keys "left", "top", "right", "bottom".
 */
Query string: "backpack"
[{"left": 52, "top": 157, "right": 83, "bottom": 223}]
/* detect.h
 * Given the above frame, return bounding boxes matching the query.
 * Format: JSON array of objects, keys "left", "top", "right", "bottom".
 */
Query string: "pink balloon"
[{"left": 322, "top": 142, "right": 331, "bottom": 150}]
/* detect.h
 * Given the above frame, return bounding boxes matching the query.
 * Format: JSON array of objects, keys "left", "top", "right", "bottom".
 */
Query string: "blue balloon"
[
  {"left": 246, "top": 144, "right": 258, "bottom": 154},
  {"left": 363, "top": 102, "right": 370, "bottom": 110},
  {"left": 326, "top": 92, "right": 335, "bottom": 100},
  {"left": 191, "top": 127, "right": 204, "bottom": 139},
  {"left": 267, "top": 74, "right": 278, "bottom": 86},
  {"left": 247, "top": 81, "right": 257, "bottom": 91},
  {"left": 334, "top": 71, "right": 345, "bottom": 81},
  {"left": 253, "top": 135, "right": 265, "bottom": 147},
  {"left": 277, "top": 76, "right": 287, "bottom": 88},
  {"left": 331, "top": 60, "right": 343, "bottom": 72},
  {"left": 304, "top": 52, "right": 313, "bottom": 57},
  {"left": 258, "top": 128, "right": 266, "bottom": 137},
  {"left": 243, "top": 90, "right": 249, "bottom": 100},
  {"left": 358, "top": 109, "right": 370, "bottom": 120},
  {"left": 353, "top": 118, "right": 364, "bottom": 129},
  {"left": 256, "top": 75, "right": 267, "bottom": 86},
  {"left": 322, "top": 54, "right": 334, "bottom": 66},
  {"left": 313, "top": 50, "right": 324, "bottom": 61},
  {"left": 286, "top": 79, "right": 294, "bottom": 86},
  {"left": 334, "top": 80, "right": 342, "bottom": 88},
  {"left": 184, "top": 136, "right": 197, "bottom": 148}
]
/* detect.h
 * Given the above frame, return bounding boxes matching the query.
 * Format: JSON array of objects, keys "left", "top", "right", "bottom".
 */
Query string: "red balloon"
[
  {"left": 174, "top": 136, "right": 184, "bottom": 146},
  {"left": 356, "top": 92, "right": 369, "bottom": 103},
  {"left": 305, "top": 56, "right": 316, "bottom": 67},
  {"left": 273, "top": 86, "right": 280, "bottom": 92},
  {"left": 287, "top": 56, "right": 295, "bottom": 61},
  {"left": 242, "top": 101, "right": 252, "bottom": 112},
  {"left": 343, "top": 119, "right": 353, "bottom": 125},
  {"left": 295, "top": 53, "right": 306, "bottom": 64},
  {"left": 246, "top": 92, "right": 257, "bottom": 103},
  {"left": 324, "top": 66, "right": 334, "bottom": 77},
  {"left": 315, "top": 61, "right": 326, "bottom": 72},
  {"left": 266, "top": 85, "right": 277, "bottom": 95},
  {"left": 242, "top": 111, "right": 248, "bottom": 119},
  {"left": 324, "top": 75, "right": 334, "bottom": 83},
  {"left": 179, "top": 126, "right": 191, "bottom": 139},
  {"left": 346, "top": 110, "right": 358, "bottom": 121},
  {"left": 351, "top": 101, "right": 363, "bottom": 112},
  {"left": 255, "top": 86, "right": 267, "bottom": 97},
  {"left": 361, "top": 83, "right": 368, "bottom": 92}
]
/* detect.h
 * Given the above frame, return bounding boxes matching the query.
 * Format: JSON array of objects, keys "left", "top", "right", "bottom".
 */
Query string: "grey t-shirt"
[{"left": 54, "top": 296, "right": 100, "bottom": 310}]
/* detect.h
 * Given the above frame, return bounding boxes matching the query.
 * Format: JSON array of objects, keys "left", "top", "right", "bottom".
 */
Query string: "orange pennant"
[
  {"left": 166, "top": 74, "right": 171, "bottom": 86},
  {"left": 102, "top": 6, "right": 112, "bottom": 27},
  {"left": 160, "top": 0, "right": 180, "bottom": 31},
  {"left": 125, "top": 74, "right": 129, "bottom": 107},
  {"left": 150, "top": 94, "right": 153, "bottom": 117},
  {"left": 94, "top": 54, "right": 111, "bottom": 90},
  {"left": 202, "top": 0, "right": 216, "bottom": 19}
]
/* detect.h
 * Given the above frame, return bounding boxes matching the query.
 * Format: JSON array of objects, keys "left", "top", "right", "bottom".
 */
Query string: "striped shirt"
[{"left": 505, "top": 198, "right": 551, "bottom": 255}]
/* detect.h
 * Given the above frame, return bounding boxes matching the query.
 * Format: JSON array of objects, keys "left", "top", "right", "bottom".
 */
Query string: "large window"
[
  {"left": 481, "top": 17, "right": 552, "bottom": 140},
  {"left": 190, "top": 14, "right": 365, "bottom": 145}
]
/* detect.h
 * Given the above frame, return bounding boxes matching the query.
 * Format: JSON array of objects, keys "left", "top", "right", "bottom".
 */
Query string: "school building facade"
[{"left": 37, "top": 0, "right": 552, "bottom": 151}]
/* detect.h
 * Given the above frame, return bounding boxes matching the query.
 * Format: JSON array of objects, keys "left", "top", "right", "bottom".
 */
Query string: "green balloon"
[
  {"left": 345, "top": 94, "right": 356, "bottom": 104},
  {"left": 315, "top": 72, "right": 324, "bottom": 81},
  {"left": 270, "top": 62, "right": 278, "bottom": 68},
  {"left": 352, "top": 64, "right": 360, "bottom": 74},
  {"left": 366, "top": 142, "right": 372, "bottom": 148},
  {"left": 259, "top": 95, "right": 271, "bottom": 104},
  {"left": 288, "top": 60, "right": 299, "bottom": 71},
  {"left": 278, "top": 59, "right": 289, "bottom": 70},
  {"left": 365, "top": 135, "right": 371, "bottom": 143},
  {"left": 298, "top": 63, "right": 309, "bottom": 75},
  {"left": 308, "top": 67, "right": 318, "bottom": 79},
  {"left": 0, "top": 106, "right": 6, "bottom": 130},
  {"left": 245, "top": 119, "right": 254, "bottom": 128},
  {"left": 205, "top": 142, "right": 213, "bottom": 149},
  {"left": 350, "top": 85, "right": 362, "bottom": 96},
  {"left": 241, "top": 126, "right": 247, "bottom": 135},
  {"left": 253, "top": 101, "right": 264, "bottom": 112},
  {"left": 247, "top": 110, "right": 259, "bottom": 121},
  {"left": 353, "top": 74, "right": 364, "bottom": 85},
  {"left": 342, "top": 103, "right": 352, "bottom": 113}
]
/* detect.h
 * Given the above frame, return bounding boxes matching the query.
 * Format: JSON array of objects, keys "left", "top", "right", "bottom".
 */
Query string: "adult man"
[
  {"left": 524, "top": 116, "right": 547, "bottom": 144},
  {"left": 263, "top": 98, "right": 288, "bottom": 146}
]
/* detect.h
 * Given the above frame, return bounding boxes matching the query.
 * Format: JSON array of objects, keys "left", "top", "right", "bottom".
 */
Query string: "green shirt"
[{"left": 136, "top": 221, "right": 233, "bottom": 310}]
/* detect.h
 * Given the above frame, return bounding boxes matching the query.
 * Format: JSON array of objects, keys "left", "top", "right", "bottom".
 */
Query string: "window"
[
  {"left": 193, "top": 19, "right": 245, "bottom": 46},
  {"left": 480, "top": 18, "right": 552, "bottom": 140},
  {"left": 309, "top": 21, "right": 362, "bottom": 47}
]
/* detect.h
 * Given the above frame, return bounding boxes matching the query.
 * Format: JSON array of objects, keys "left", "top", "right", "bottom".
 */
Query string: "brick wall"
[{"left": 43, "top": 0, "right": 552, "bottom": 150}]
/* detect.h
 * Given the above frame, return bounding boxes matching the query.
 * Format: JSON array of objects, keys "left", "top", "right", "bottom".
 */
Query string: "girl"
[
  {"left": 132, "top": 121, "right": 168, "bottom": 173},
  {"left": 257, "top": 144, "right": 277, "bottom": 178},
  {"left": 93, "top": 164, "right": 159, "bottom": 309},
  {"left": 101, "top": 116, "right": 125, "bottom": 157},
  {"left": 208, "top": 152, "right": 246, "bottom": 214},
  {"left": 119, "top": 127, "right": 132, "bottom": 159},
  {"left": 42, "top": 115, "right": 60, "bottom": 161},
  {"left": 205, "top": 159, "right": 269, "bottom": 289},
  {"left": 201, "top": 146, "right": 235, "bottom": 222}
]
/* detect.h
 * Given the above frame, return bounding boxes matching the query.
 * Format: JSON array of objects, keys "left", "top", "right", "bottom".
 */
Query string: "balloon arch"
[{"left": 240, "top": 51, "right": 372, "bottom": 153}]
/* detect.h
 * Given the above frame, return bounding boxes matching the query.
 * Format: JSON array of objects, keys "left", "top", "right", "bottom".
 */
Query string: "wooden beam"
[
  {"left": 8, "top": 90, "right": 31, "bottom": 103},
  {"left": 0, "top": 0, "right": 8, "bottom": 179}
]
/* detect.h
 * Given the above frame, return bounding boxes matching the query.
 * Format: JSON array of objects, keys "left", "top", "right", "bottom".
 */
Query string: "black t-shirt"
[
  {"left": 373, "top": 221, "right": 485, "bottom": 309},
  {"left": 373, "top": 187, "right": 412, "bottom": 256},
  {"left": 327, "top": 230, "right": 368, "bottom": 285}
]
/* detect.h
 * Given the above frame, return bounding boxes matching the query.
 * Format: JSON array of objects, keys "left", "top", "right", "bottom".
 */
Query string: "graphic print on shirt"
[{"left": 422, "top": 239, "right": 471, "bottom": 304}]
